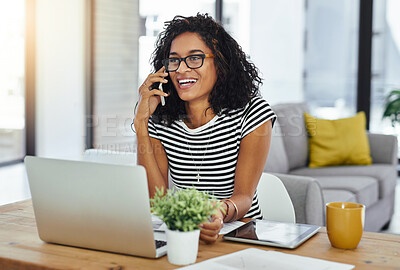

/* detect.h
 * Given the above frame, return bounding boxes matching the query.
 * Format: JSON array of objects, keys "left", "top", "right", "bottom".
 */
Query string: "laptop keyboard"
[{"left": 155, "top": 240, "right": 167, "bottom": 249}]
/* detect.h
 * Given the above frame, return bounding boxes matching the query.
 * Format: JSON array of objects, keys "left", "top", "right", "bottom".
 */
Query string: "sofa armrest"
[
  {"left": 368, "top": 133, "right": 398, "bottom": 165},
  {"left": 273, "top": 173, "right": 324, "bottom": 226}
]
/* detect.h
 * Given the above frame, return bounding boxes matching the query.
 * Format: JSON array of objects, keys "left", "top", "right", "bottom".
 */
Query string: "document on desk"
[
  {"left": 179, "top": 248, "right": 355, "bottom": 270},
  {"left": 220, "top": 221, "right": 245, "bottom": 235},
  {"left": 152, "top": 215, "right": 167, "bottom": 232},
  {"left": 152, "top": 214, "right": 244, "bottom": 234}
]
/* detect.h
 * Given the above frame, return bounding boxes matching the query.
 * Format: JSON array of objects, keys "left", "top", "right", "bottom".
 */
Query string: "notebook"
[
  {"left": 24, "top": 156, "right": 167, "bottom": 258},
  {"left": 223, "top": 219, "right": 320, "bottom": 249}
]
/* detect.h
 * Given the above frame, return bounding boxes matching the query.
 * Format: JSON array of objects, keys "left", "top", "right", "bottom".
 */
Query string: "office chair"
[{"left": 257, "top": 173, "right": 296, "bottom": 223}]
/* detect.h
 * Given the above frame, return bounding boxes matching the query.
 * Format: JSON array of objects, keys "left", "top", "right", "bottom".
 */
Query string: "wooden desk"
[{"left": 0, "top": 200, "right": 399, "bottom": 269}]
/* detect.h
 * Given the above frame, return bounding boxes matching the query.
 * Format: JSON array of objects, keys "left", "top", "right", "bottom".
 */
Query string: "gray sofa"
[{"left": 264, "top": 103, "right": 398, "bottom": 232}]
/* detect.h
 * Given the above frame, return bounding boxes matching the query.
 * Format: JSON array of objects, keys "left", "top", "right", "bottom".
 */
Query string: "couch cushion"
[
  {"left": 264, "top": 124, "right": 290, "bottom": 174},
  {"left": 304, "top": 112, "right": 372, "bottom": 168},
  {"left": 322, "top": 190, "right": 357, "bottom": 205},
  {"left": 322, "top": 189, "right": 357, "bottom": 215},
  {"left": 290, "top": 164, "right": 396, "bottom": 199},
  {"left": 272, "top": 103, "right": 309, "bottom": 170},
  {"left": 315, "top": 176, "right": 378, "bottom": 208},
  {"left": 322, "top": 190, "right": 357, "bottom": 222}
]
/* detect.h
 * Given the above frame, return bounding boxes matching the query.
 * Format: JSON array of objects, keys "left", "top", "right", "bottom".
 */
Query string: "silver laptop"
[{"left": 24, "top": 156, "right": 167, "bottom": 258}]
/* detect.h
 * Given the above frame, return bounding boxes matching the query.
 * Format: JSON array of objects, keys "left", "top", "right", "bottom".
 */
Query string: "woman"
[{"left": 134, "top": 14, "right": 276, "bottom": 243}]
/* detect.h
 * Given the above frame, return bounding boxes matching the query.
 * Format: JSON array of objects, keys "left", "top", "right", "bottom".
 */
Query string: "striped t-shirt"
[{"left": 148, "top": 96, "right": 276, "bottom": 219}]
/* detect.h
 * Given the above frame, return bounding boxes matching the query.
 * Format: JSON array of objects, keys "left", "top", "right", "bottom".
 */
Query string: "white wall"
[
  {"left": 250, "top": 0, "right": 305, "bottom": 105},
  {"left": 36, "top": 0, "right": 86, "bottom": 159}
]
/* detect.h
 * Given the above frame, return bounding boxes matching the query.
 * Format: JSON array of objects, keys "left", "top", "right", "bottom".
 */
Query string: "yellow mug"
[{"left": 326, "top": 202, "right": 365, "bottom": 249}]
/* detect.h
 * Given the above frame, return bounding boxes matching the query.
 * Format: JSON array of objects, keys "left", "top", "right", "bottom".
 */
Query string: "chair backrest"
[{"left": 257, "top": 173, "right": 296, "bottom": 223}]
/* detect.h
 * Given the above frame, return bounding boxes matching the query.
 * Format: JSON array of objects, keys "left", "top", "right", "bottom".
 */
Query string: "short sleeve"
[
  {"left": 148, "top": 118, "right": 160, "bottom": 140},
  {"left": 241, "top": 97, "right": 277, "bottom": 139}
]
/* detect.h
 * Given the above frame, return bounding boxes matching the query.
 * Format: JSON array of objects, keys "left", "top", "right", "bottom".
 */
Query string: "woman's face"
[{"left": 168, "top": 32, "right": 217, "bottom": 104}]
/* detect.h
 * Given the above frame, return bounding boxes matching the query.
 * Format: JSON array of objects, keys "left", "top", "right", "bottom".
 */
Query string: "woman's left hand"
[{"left": 199, "top": 210, "right": 224, "bottom": 244}]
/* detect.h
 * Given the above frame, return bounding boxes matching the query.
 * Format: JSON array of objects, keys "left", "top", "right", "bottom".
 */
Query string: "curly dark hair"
[{"left": 150, "top": 13, "right": 262, "bottom": 125}]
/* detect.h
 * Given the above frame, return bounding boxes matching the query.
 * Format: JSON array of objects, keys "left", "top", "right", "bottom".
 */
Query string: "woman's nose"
[{"left": 176, "top": 60, "right": 191, "bottom": 73}]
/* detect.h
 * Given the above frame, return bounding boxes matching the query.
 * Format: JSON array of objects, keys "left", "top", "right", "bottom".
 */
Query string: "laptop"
[{"left": 24, "top": 156, "right": 167, "bottom": 258}]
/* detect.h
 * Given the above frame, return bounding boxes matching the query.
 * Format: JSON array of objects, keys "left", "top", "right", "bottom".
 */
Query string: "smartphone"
[
  {"left": 159, "top": 82, "right": 165, "bottom": 106},
  {"left": 159, "top": 70, "right": 167, "bottom": 106}
]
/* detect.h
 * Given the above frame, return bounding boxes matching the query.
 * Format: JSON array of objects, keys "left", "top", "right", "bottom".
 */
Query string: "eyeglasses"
[{"left": 162, "top": 54, "right": 215, "bottom": 72}]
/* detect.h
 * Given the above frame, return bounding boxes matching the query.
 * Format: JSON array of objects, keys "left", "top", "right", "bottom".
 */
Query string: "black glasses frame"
[{"left": 162, "top": 54, "right": 215, "bottom": 72}]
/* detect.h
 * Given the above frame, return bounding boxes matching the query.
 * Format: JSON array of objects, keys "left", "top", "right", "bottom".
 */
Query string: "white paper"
[
  {"left": 152, "top": 214, "right": 168, "bottom": 232},
  {"left": 220, "top": 221, "right": 246, "bottom": 235},
  {"left": 179, "top": 248, "right": 355, "bottom": 270},
  {"left": 152, "top": 215, "right": 244, "bottom": 234}
]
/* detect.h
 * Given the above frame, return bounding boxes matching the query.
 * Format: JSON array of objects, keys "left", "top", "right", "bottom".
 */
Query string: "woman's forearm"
[
  {"left": 134, "top": 120, "right": 167, "bottom": 197},
  {"left": 222, "top": 194, "right": 252, "bottom": 222}
]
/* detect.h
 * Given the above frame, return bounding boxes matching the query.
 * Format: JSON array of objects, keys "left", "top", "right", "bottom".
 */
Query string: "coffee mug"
[{"left": 326, "top": 202, "right": 365, "bottom": 249}]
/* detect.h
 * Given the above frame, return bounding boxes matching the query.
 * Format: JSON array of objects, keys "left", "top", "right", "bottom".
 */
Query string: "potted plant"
[
  {"left": 150, "top": 187, "right": 223, "bottom": 265},
  {"left": 383, "top": 89, "right": 400, "bottom": 126}
]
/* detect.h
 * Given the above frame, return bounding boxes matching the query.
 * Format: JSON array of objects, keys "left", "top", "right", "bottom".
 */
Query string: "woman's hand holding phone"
[{"left": 134, "top": 67, "right": 169, "bottom": 129}]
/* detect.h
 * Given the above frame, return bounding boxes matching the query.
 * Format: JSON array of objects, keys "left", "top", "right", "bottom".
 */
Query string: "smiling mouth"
[{"left": 178, "top": 79, "right": 198, "bottom": 88}]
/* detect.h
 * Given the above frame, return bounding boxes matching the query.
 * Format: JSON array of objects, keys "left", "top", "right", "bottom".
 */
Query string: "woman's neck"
[{"left": 184, "top": 102, "right": 215, "bottom": 129}]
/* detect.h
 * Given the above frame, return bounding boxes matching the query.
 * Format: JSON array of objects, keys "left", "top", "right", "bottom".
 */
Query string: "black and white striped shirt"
[{"left": 148, "top": 96, "right": 276, "bottom": 219}]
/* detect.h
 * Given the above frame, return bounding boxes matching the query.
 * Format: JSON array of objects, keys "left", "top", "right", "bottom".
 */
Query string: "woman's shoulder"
[
  {"left": 241, "top": 96, "right": 276, "bottom": 126},
  {"left": 251, "top": 95, "right": 271, "bottom": 104},
  {"left": 220, "top": 96, "right": 271, "bottom": 116},
  {"left": 243, "top": 95, "right": 272, "bottom": 112}
]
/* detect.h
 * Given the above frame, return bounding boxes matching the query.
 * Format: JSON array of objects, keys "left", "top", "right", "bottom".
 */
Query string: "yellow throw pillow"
[{"left": 304, "top": 112, "right": 372, "bottom": 168}]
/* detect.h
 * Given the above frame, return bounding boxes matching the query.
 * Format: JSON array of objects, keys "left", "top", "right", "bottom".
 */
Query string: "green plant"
[
  {"left": 150, "top": 187, "right": 224, "bottom": 232},
  {"left": 383, "top": 90, "right": 400, "bottom": 127}
]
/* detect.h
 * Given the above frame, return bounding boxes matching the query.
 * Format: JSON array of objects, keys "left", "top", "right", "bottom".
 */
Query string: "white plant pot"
[{"left": 165, "top": 228, "right": 200, "bottom": 265}]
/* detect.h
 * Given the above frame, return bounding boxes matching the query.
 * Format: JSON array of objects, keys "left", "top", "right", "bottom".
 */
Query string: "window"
[
  {"left": 0, "top": 0, "right": 26, "bottom": 164},
  {"left": 304, "top": 0, "right": 359, "bottom": 119},
  {"left": 369, "top": 0, "right": 400, "bottom": 157},
  {"left": 224, "top": 0, "right": 304, "bottom": 105}
]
